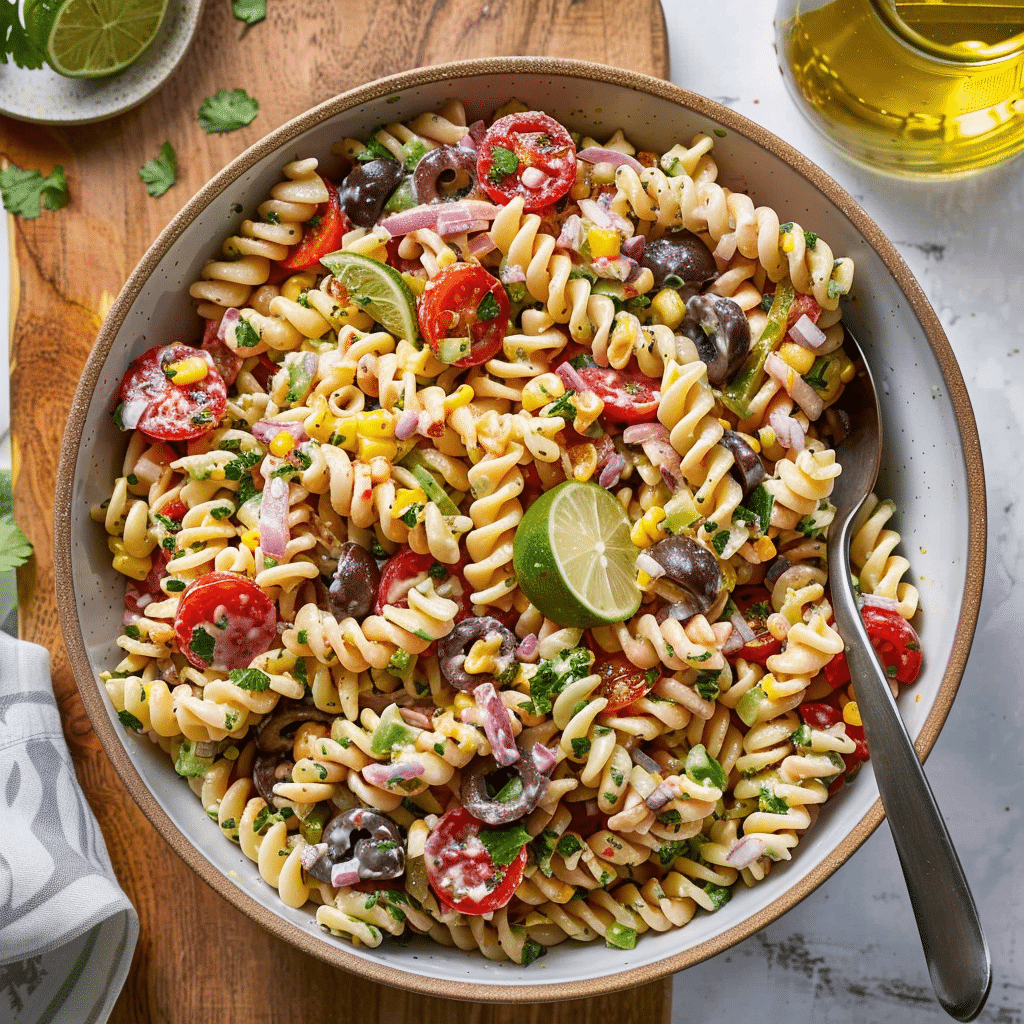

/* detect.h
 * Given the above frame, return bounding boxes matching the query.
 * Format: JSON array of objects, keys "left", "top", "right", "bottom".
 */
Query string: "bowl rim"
[{"left": 54, "top": 55, "right": 987, "bottom": 1002}]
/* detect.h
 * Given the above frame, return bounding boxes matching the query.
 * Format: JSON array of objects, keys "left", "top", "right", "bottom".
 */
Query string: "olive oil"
[{"left": 776, "top": 0, "right": 1024, "bottom": 174}]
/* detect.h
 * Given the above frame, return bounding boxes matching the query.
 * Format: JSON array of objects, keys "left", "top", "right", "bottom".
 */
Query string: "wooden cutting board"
[{"left": 2, "top": 2, "right": 670, "bottom": 1020}]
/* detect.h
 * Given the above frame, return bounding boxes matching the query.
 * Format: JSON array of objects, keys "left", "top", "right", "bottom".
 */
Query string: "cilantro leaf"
[
  {"left": 476, "top": 291, "right": 500, "bottom": 322},
  {"left": 117, "top": 709, "right": 143, "bottom": 732},
  {"left": 232, "top": 0, "right": 266, "bottom": 25},
  {"left": 0, "top": 163, "right": 69, "bottom": 219},
  {"left": 188, "top": 626, "right": 216, "bottom": 666},
  {"left": 488, "top": 146, "right": 519, "bottom": 182},
  {"left": 0, "top": 516, "right": 32, "bottom": 572},
  {"left": 527, "top": 647, "right": 593, "bottom": 715},
  {"left": 479, "top": 823, "right": 531, "bottom": 867},
  {"left": 228, "top": 668, "right": 271, "bottom": 692},
  {"left": 0, "top": 0, "right": 44, "bottom": 68},
  {"left": 198, "top": 89, "right": 260, "bottom": 134},
  {"left": 139, "top": 142, "right": 177, "bottom": 198}
]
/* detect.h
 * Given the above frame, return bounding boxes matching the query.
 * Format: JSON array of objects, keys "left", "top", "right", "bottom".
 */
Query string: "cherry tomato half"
[
  {"left": 477, "top": 111, "right": 577, "bottom": 212},
  {"left": 417, "top": 263, "right": 510, "bottom": 367},
  {"left": 799, "top": 701, "right": 869, "bottom": 795},
  {"left": 823, "top": 604, "right": 923, "bottom": 688},
  {"left": 278, "top": 179, "right": 352, "bottom": 272},
  {"left": 424, "top": 807, "right": 527, "bottom": 915},
  {"left": 119, "top": 343, "right": 227, "bottom": 442},
  {"left": 201, "top": 316, "right": 244, "bottom": 387},
  {"left": 593, "top": 652, "right": 658, "bottom": 712},
  {"left": 727, "top": 584, "right": 783, "bottom": 664},
  {"left": 173, "top": 571, "right": 278, "bottom": 672},
  {"left": 576, "top": 366, "right": 660, "bottom": 424}
]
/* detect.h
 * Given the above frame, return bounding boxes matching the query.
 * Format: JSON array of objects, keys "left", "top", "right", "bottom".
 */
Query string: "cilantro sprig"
[{"left": 0, "top": 163, "right": 69, "bottom": 219}]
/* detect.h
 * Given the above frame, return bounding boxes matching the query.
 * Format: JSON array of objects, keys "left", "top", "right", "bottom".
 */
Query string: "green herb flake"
[
  {"left": 480, "top": 823, "right": 531, "bottom": 867},
  {"left": 232, "top": 0, "right": 266, "bottom": 25},
  {"left": 684, "top": 744, "right": 728, "bottom": 790},
  {"left": 165, "top": 579, "right": 186, "bottom": 593},
  {"left": 188, "top": 626, "right": 216, "bottom": 666},
  {"left": 694, "top": 669, "right": 721, "bottom": 702},
  {"left": 139, "top": 142, "right": 177, "bottom": 198},
  {"left": 570, "top": 736, "right": 591, "bottom": 759},
  {"left": 804, "top": 229, "right": 818, "bottom": 250},
  {"left": 520, "top": 937, "right": 546, "bottom": 966},
  {"left": 228, "top": 668, "right": 271, "bottom": 692},
  {"left": 0, "top": 163, "right": 69, "bottom": 219},
  {"left": 488, "top": 145, "right": 519, "bottom": 182},
  {"left": 477, "top": 291, "right": 501, "bottom": 322},
  {"left": 604, "top": 922, "right": 637, "bottom": 950},
  {"left": 758, "top": 785, "right": 790, "bottom": 814},
  {"left": 117, "top": 709, "right": 143, "bottom": 731},
  {"left": 198, "top": 89, "right": 260, "bottom": 134},
  {"left": 704, "top": 883, "right": 732, "bottom": 911}
]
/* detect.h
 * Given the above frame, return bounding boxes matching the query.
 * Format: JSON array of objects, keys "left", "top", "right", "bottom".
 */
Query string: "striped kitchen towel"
[{"left": 0, "top": 631, "right": 138, "bottom": 1024}]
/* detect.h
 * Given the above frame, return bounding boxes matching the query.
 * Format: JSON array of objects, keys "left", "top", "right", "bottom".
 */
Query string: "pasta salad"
[{"left": 96, "top": 99, "right": 923, "bottom": 963}]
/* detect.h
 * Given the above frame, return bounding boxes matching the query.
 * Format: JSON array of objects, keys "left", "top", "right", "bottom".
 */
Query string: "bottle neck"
[{"left": 870, "top": 0, "right": 1024, "bottom": 62}]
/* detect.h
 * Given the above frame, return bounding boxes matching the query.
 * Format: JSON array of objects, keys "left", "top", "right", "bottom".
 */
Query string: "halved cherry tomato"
[
  {"left": 727, "top": 584, "right": 783, "bottom": 664},
  {"left": 119, "top": 343, "right": 227, "bottom": 442},
  {"left": 424, "top": 807, "right": 528, "bottom": 915},
  {"left": 201, "top": 315, "right": 244, "bottom": 387},
  {"left": 278, "top": 179, "right": 352, "bottom": 272},
  {"left": 799, "top": 701, "right": 869, "bottom": 795},
  {"left": 593, "top": 652, "right": 658, "bottom": 712},
  {"left": 786, "top": 293, "right": 823, "bottom": 333},
  {"left": 173, "top": 571, "right": 277, "bottom": 671},
  {"left": 823, "top": 604, "right": 923, "bottom": 688},
  {"left": 250, "top": 352, "right": 280, "bottom": 390},
  {"left": 417, "top": 263, "right": 510, "bottom": 367},
  {"left": 477, "top": 111, "right": 577, "bottom": 212},
  {"left": 576, "top": 366, "right": 660, "bottom": 424},
  {"left": 125, "top": 548, "right": 171, "bottom": 616}
]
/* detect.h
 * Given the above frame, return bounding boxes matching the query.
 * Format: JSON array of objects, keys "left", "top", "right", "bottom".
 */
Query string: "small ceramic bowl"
[{"left": 54, "top": 58, "right": 985, "bottom": 1002}]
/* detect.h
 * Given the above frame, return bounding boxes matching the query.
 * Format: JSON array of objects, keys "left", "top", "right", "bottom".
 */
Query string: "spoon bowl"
[{"left": 827, "top": 330, "right": 992, "bottom": 1022}]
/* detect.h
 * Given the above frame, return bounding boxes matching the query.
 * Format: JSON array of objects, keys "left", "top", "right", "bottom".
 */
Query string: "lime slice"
[
  {"left": 25, "top": 0, "right": 170, "bottom": 79},
  {"left": 512, "top": 480, "right": 642, "bottom": 629},
  {"left": 320, "top": 250, "right": 420, "bottom": 343}
]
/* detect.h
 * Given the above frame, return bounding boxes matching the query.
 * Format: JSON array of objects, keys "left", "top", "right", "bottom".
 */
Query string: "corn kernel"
[
  {"left": 402, "top": 273, "right": 426, "bottom": 297},
  {"left": 443, "top": 384, "right": 474, "bottom": 412},
  {"left": 650, "top": 287, "right": 687, "bottom": 330},
  {"left": 781, "top": 231, "right": 795, "bottom": 253},
  {"left": 521, "top": 373, "right": 565, "bottom": 412},
  {"left": 392, "top": 487, "right": 427, "bottom": 519},
  {"left": 758, "top": 426, "right": 785, "bottom": 462},
  {"left": 282, "top": 271, "right": 317, "bottom": 303},
  {"left": 839, "top": 352, "right": 856, "bottom": 383},
  {"left": 777, "top": 341, "right": 815, "bottom": 375},
  {"left": 843, "top": 701, "right": 862, "bottom": 727},
  {"left": 761, "top": 673, "right": 784, "bottom": 701},
  {"left": 164, "top": 356, "right": 209, "bottom": 386},
  {"left": 357, "top": 436, "right": 398, "bottom": 462},
  {"left": 269, "top": 430, "right": 296, "bottom": 458},
  {"left": 108, "top": 537, "right": 152, "bottom": 580},
  {"left": 436, "top": 247, "right": 458, "bottom": 270},
  {"left": 636, "top": 569, "right": 652, "bottom": 589},
  {"left": 752, "top": 536, "right": 776, "bottom": 561},
  {"left": 587, "top": 227, "right": 621, "bottom": 260},
  {"left": 357, "top": 409, "right": 395, "bottom": 439},
  {"left": 241, "top": 530, "right": 261, "bottom": 551},
  {"left": 630, "top": 506, "right": 667, "bottom": 548},
  {"left": 453, "top": 693, "right": 475, "bottom": 714}
]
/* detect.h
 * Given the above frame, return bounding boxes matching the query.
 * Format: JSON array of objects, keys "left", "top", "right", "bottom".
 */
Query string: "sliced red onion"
[
  {"left": 721, "top": 629, "right": 745, "bottom": 656},
  {"left": 473, "top": 681, "right": 520, "bottom": 767},
  {"left": 362, "top": 760, "right": 425, "bottom": 789},
  {"left": 556, "top": 213, "right": 584, "bottom": 252},
  {"left": 731, "top": 611, "right": 756, "bottom": 644},
  {"left": 217, "top": 307, "right": 240, "bottom": 341},
  {"left": 252, "top": 419, "right": 309, "bottom": 444},
  {"left": 120, "top": 397, "right": 148, "bottom": 431},
  {"left": 395, "top": 409, "right": 419, "bottom": 441},
  {"left": 726, "top": 835, "right": 767, "bottom": 868},
  {"left": 861, "top": 593, "right": 901, "bottom": 612},
  {"left": 645, "top": 780, "right": 676, "bottom": 811},
  {"left": 636, "top": 552, "right": 667, "bottom": 580},
  {"left": 436, "top": 209, "right": 491, "bottom": 237},
  {"left": 378, "top": 206, "right": 442, "bottom": 237},
  {"left": 258, "top": 474, "right": 291, "bottom": 560},
  {"left": 577, "top": 147, "right": 646, "bottom": 174},
  {"left": 620, "top": 234, "right": 646, "bottom": 261},
  {"left": 788, "top": 313, "right": 827, "bottom": 349},
  {"left": 300, "top": 842, "right": 328, "bottom": 872},
  {"left": 330, "top": 862, "right": 361, "bottom": 888},
  {"left": 578, "top": 197, "right": 614, "bottom": 229},
  {"left": 555, "top": 360, "right": 588, "bottom": 393},
  {"left": 515, "top": 633, "right": 540, "bottom": 662},
  {"left": 769, "top": 406, "right": 806, "bottom": 452},
  {"left": 591, "top": 254, "right": 633, "bottom": 282},
  {"left": 631, "top": 748, "right": 661, "bottom": 774},
  {"left": 469, "top": 232, "right": 497, "bottom": 258},
  {"left": 765, "top": 352, "right": 824, "bottom": 420},
  {"left": 499, "top": 262, "right": 527, "bottom": 285},
  {"left": 399, "top": 707, "right": 434, "bottom": 729},
  {"left": 623, "top": 422, "right": 670, "bottom": 445},
  {"left": 531, "top": 742, "right": 558, "bottom": 776},
  {"left": 598, "top": 452, "right": 627, "bottom": 489}
]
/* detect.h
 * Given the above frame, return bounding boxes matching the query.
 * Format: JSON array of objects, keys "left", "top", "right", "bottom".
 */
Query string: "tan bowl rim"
[{"left": 54, "top": 56, "right": 987, "bottom": 1003}]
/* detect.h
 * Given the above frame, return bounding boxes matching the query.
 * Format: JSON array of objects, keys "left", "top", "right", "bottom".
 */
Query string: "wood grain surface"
[{"left": 2, "top": 2, "right": 671, "bottom": 1022}]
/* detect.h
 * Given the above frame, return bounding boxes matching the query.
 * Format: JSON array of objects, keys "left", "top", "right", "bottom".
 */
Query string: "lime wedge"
[
  {"left": 25, "top": 0, "right": 170, "bottom": 79},
  {"left": 320, "top": 250, "right": 420, "bottom": 344},
  {"left": 512, "top": 480, "right": 642, "bottom": 629}
]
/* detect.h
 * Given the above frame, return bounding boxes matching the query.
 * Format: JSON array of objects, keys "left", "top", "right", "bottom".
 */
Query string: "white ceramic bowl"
[{"left": 55, "top": 58, "right": 985, "bottom": 1001}]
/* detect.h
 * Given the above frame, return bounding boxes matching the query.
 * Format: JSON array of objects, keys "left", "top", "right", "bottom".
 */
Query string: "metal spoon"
[{"left": 826, "top": 330, "right": 991, "bottom": 1022}]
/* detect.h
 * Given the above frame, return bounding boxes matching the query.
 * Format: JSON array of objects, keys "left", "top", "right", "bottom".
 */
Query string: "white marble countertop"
[{"left": 663, "top": 3, "right": 1022, "bottom": 1021}]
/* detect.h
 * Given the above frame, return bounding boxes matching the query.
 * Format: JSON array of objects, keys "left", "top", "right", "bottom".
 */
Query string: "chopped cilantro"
[
  {"left": 704, "top": 883, "right": 732, "bottom": 911},
  {"left": 804, "top": 229, "right": 817, "bottom": 250},
  {"left": 758, "top": 785, "right": 790, "bottom": 814},
  {"left": 685, "top": 744, "right": 728, "bottom": 790},
  {"left": 710, "top": 529, "right": 729, "bottom": 556},
  {"left": 117, "top": 709, "right": 143, "bottom": 732},
  {"left": 233, "top": 318, "right": 261, "bottom": 348},
  {"left": 570, "top": 736, "right": 592, "bottom": 759},
  {"left": 494, "top": 775, "right": 524, "bottom": 804},
  {"left": 520, "top": 937, "right": 546, "bottom": 966},
  {"left": 760, "top": 292, "right": 775, "bottom": 313},
  {"left": 124, "top": 624, "right": 141, "bottom": 641},
  {"left": 479, "top": 822, "right": 531, "bottom": 867},
  {"left": 358, "top": 135, "right": 396, "bottom": 163},
  {"left": 0, "top": 162, "right": 69, "bottom": 219},
  {"left": 139, "top": 142, "right": 177, "bottom": 198},
  {"left": 658, "top": 840, "right": 687, "bottom": 865},
  {"left": 694, "top": 668, "right": 721, "bottom": 702},
  {"left": 476, "top": 291, "right": 501, "bottom": 321},
  {"left": 228, "top": 668, "right": 271, "bottom": 692},
  {"left": 165, "top": 579, "right": 186, "bottom": 593},
  {"left": 527, "top": 647, "right": 593, "bottom": 715},
  {"left": 188, "top": 626, "right": 216, "bottom": 666},
  {"left": 198, "top": 88, "right": 260, "bottom": 133},
  {"left": 488, "top": 145, "right": 519, "bottom": 182}
]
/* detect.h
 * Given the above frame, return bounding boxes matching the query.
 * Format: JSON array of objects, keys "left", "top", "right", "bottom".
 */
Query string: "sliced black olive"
[
  {"left": 325, "top": 542, "right": 380, "bottom": 620},
  {"left": 461, "top": 746, "right": 547, "bottom": 825},
  {"left": 256, "top": 706, "right": 332, "bottom": 754},
  {"left": 646, "top": 535, "right": 722, "bottom": 619},
  {"left": 338, "top": 159, "right": 406, "bottom": 228},
  {"left": 303, "top": 807, "right": 405, "bottom": 885},
  {"left": 412, "top": 145, "right": 486, "bottom": 203},
  {"left": 719, "top": 430, "right": 766, "bottom": 497},
  {"left": 437, "top": 617, "right": 517, "bottom": 692},
  {"left": 253, "top": 752, "right": 294, "bottom": 805},
  {"left": 639, "top": 230, "right": 717, "bottom": 292},
  {"left": 678, "top": 294, "right": 750, "bottom": 387}
]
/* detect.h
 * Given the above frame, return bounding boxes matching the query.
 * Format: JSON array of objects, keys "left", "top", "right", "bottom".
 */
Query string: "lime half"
[
  {"left": 512, "top": 480, "right": 642, "bottom": 629},
  {"left": 25, "top": 0, "right": 170, "bottom": 79},
  {"left": 320, "top": 250, "right": 420, "bottom": 344}
]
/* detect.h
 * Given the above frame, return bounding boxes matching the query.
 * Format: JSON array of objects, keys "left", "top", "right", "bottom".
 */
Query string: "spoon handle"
[{"left": 831, "top": 567, "right": 991, "bottom": 1021}]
